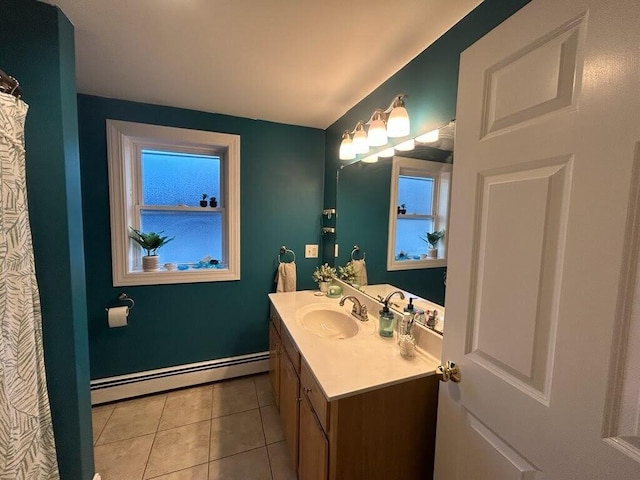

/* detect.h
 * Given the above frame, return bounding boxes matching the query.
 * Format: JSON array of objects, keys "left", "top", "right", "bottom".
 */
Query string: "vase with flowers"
[{"left": 312, "top": 263, "right": 336, "bottom": 293}]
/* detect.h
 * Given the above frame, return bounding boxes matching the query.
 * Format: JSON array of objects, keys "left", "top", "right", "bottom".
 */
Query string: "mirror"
[{"left": 335, "top": 121, "right": 454, "bottom": 312}]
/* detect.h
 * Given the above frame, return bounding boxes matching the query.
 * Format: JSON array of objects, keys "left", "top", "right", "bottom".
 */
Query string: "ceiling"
[{"left": 44, "top": 0, "right": 481, "bottom": 129}]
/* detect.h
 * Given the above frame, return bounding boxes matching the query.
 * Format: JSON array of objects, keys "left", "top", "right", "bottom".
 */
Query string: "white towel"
[
  {"left": 276, "top": 262, "right": 297, "bottom": 292},
  {"left": 352, "top": 259, "right": 368, "bottom": 286}
]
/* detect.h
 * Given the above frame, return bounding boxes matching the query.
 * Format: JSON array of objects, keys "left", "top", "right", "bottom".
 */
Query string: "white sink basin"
[{"left": 296, "top": 304, "right": 361, "bottom": 339}]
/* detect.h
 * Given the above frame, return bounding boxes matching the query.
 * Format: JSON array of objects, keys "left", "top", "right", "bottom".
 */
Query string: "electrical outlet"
[{"left": 305, "top": 244, "right": 318, "bottom": 258}]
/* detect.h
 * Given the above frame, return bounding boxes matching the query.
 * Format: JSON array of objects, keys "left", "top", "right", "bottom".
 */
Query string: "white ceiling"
[{"left": 44, "top": 0, "right": 481, "bottom": 129}]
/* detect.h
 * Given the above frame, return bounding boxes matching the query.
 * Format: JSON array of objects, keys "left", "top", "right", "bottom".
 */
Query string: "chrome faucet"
[
  {"left": 383, "top": 290, "right": 405, "bottom": 305},
  {"left": 339, "top": 295, "right": 369, "bottom": 321}
]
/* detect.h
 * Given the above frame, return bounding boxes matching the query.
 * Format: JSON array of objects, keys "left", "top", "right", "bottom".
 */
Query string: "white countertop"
[{"left": 269, "top": 290, "right": 441, "bottom": 401}]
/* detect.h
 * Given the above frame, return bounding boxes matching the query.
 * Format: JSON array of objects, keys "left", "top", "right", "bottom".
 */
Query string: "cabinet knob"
[{"left": 303, "top": 386, "right": 312, "bottom": 394}]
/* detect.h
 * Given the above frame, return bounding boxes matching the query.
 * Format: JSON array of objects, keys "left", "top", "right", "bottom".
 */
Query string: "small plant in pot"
[
  {"left": 129, "top": 227, "right": 175, "bottom": 272},
  {"left": 312, "top": 263, "right": 336, "bottom": 293},
  {"left": 209, "top": 196, "right": 217, "bottom": 207},
  {"left": 200, "top": 193, "right": 208, "bottom": 207},
  {"left": 419, "top": 230, "right": 444, "bottom": 258},
  {"left": 397, "top": 204, "right": 407, "bottom": 215},
  {"left": 338, "top": 261, "right": 358, "bottom": 287}
]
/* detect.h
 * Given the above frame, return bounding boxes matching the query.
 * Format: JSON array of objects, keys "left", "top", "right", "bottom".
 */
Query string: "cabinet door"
[
  {"left": 268, "top": 322, "right": 280, "bottom": 407},
  {"left": 299, "top": 395, "right": 328, "bottom": 480},
  {"left": 279, "top": 352, "right": 300, "bottom": 471}
]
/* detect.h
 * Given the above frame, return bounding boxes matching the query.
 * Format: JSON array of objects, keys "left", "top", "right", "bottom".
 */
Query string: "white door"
[{"left": 435, "top": 0, "right": 640, "bottom": 478}]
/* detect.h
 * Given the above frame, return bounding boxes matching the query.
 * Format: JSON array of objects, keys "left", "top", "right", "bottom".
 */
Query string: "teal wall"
[
  {"left": 78, "top": 95, "right": 325, "bottom": 379},
  {"left": 324, "top": 0, "right": 531, "bottom": 303},
  {"left": 0, "top": 1, "right": 94, "bottom": 479}
]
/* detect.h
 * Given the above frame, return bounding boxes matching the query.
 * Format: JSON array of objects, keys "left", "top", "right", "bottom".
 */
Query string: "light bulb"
[
  {"left": 395, "top": 139, "right": 415, "bottom": 151},
  {"left": 339, "top": 132, "right": 355, "bottom": 160},
  {"left": 361, "top": 154, "right": 378, "bottom": 163},
  {"left": 378, "top": 147, "right": 395, "bottom": 158},
  {"left": 387, "top": 97, "right": 410, "bottom": 137},
  {"left": 367, "top": 111, "right": 387, "bottom": 147},
  {"left": 416, "top": 129, "right": 439, "bottom": 143},
  {"left": 352, "top": 123, "right": 369, "bottom": 154}
]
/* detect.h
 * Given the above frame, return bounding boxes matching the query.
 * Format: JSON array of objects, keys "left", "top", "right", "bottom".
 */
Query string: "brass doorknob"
[{"left": 437, "top": 361, "right": 461, "bottom": 383}]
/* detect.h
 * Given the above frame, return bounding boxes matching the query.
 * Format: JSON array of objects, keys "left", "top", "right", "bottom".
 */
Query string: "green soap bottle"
[{"left": 378, "top": 303, "right": 395, "bottom": 338}]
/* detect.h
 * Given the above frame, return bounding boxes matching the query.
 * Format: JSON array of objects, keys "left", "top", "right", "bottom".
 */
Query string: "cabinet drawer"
[
  {"left": 301, "top": 360, "right": 329, "bottom": 432},
  {"left": 281, "top": 326, "right": 300, "bottom": 374}
]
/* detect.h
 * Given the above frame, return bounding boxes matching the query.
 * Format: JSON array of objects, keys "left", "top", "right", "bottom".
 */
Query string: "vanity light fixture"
[
  {"left": 378, "top": 147, "right": 395, "bottom": 158},
  {"left": 395, "top": 138, "right": 415, "bottom": 151},
  {"left": 386, "top": 95, "right": 410, "bottom": 138},
  {"left": 339, "top": 131, "right": 355, "bottom": 160},
  {"left": 338, "top": 94, "right": 410, "bottom": 160},
  {"left": 367, "top": 110, "right": 388, "bottom": 147},
  {"left": 352, "top": 122, "right": 370, "bottom": 154},
  {"left": 361, "top": 154, "right": 378, "bottom": 163},
  {"left": 415, "top": 128, "right": 439, "bottom": 143}
]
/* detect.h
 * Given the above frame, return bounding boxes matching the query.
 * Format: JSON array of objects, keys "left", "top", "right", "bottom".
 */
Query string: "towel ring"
[
  {"left": 279, "top": 246, "right": 296, "bottom": 264},
  {"left": 351, "top": 245, "right": 366, "bottom": 261}
]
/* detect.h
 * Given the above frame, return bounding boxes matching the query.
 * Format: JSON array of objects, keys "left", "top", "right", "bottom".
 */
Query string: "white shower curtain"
[{"left": 0, "top": 93, "right": 59, "bottom": 478}]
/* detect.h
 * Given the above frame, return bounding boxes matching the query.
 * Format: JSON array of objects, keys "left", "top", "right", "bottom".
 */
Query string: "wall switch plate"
[
  {"left": 305, "top": 244, "right": 319, "bottom": 258},
  {"left": 335, "top": 243, "right": 339, "bottom": 257}
]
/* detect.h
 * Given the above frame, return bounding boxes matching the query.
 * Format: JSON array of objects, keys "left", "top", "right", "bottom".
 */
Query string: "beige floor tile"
[
  {"left": 260, "top": 405, "right": 284, "bottom": 444},
  {"left": 146, "top": 463, "right": 209, "bottom": 480},
  {"left": 97, "top": 395, "right": 167, "bottom": 444},
  {"left": 212, "top": 377, "right": 258, "bottom": 418},
  {"left": 210, "top": 409, "right": 265, "bottom": 461},
  {"left": 254, "top": 374, "right": 275, "bottom": 407},
  {"left": 92, "top": 404, "right": 115, "bottom": 445},
  {"left": 159, "top": 385, "right": 213, "bottom": 431},
  {"left": 144, "top": 420, "right": 211, "bottom": 479},
  {"left": 208, "top": 447, "right": 272, "bottom": 480},
  {"left": 94, "top": 433, "right": 154, "bottom": 480},
  {"left": 267, "top": 441, "right": 297, "bottom": 480}
]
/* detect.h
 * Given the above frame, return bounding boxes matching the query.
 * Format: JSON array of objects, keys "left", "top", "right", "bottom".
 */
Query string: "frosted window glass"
[
  {"left": 395, "top": 218, "right": 433, "bottom": 259},
  {"left": 140, "top": 210, "right": 223, "bottom": 264},
  {"left": 142, "top": 150, "right": 221, "bottom": 206},
  {"left": 398, "top": 176, "right": 433, "bottom": 215}
]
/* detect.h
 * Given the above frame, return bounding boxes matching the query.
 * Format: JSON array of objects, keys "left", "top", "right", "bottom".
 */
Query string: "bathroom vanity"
[{"left": 268, "top": 288, "right": 443, "bottom": 480}]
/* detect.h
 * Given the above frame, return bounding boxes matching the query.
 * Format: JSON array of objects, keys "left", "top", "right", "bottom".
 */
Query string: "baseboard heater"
[{"left": 90, "top": 351, "right": 269, "bottom": 405}]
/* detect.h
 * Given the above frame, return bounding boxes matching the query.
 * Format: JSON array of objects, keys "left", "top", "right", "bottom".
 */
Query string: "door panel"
[{"left": 435, "top": 0, "right": 640, "bottom": 478}]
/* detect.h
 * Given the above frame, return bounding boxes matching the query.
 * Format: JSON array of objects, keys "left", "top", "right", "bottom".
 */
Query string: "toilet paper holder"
[{"left": 105, "top": 293, "right": 135, "bottom": 313}]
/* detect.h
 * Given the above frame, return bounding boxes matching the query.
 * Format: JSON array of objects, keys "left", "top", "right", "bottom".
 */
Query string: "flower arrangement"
[
  {"left": 338, "top": 261, "right": 357, "bottom": 284},
  {"left": 312, "top": 263, "right": 336, "bottom": 283},
  {"left": 419, "top": 230, "right": 445, "bottom": 249}
]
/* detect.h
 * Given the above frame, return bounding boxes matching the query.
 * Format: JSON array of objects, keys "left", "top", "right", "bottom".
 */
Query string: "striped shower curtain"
[{"left": 0, "top": 93, "right": 59, "bottom": 478}]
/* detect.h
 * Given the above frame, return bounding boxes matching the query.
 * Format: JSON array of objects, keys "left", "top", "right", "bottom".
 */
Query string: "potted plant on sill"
[
  {"left": 419, "top": 230, "right": 444, "bottom": 259},
  {"left": 209, "top": 196, "right": 217, "bottom": 207},
  {"left": 129, "top": 227, "right": 175, "bottom": 272},
  {"left": 312, "top": 263, "right": 336, "bottom": 293},
  {"left": 200, "top": 193, "right": 208, "bottom": 207}
]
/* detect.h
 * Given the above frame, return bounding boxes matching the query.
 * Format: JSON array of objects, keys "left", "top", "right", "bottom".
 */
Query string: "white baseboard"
[{"left": 90, "top": 351, "right": 269, "bottom": 405}]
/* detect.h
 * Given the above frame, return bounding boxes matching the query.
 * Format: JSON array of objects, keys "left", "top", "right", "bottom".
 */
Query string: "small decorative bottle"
[{"left": 398, "top": 314, "right": 416, "bottom": 359}]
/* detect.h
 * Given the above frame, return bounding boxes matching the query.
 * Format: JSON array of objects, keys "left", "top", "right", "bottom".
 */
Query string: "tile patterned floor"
[{"left": 92, "top": 374, "right": 298, "bottom": 480}]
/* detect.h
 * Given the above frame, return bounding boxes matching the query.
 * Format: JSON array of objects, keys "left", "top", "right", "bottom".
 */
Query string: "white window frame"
[
  {"left": 106, "top": 120, "right": 240, "bottom": 286},
  {"left": 387, "top": 156, "right": 452, "bottom": 271}
]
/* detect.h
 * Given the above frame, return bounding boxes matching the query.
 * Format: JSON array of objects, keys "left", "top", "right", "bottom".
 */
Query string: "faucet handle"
[{"left": 360, "top": 305, "right": 368, "bottom": 317}]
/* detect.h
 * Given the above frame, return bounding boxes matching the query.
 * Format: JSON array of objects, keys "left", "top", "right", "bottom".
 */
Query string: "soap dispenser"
[
  {"left": 378, "top": 302, "right": 395, "bottom": 338},
  {"left": 379, "top": 290, "right": 405, "bottom": 338}
]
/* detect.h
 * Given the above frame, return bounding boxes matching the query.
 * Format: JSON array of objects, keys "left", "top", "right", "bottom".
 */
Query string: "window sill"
[
  {"left": 114, "top": 268, "right": 240, "bottom": 286},
  {"left": 387, "top": 258, "right": 447, "bottom": 271}
]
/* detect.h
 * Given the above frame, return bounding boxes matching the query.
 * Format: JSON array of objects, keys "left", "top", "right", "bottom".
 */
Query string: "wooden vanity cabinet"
[
  {"left": 268, "top": 321, "right": 280, "bottom": 408},
  {"left": 270, "top": 303, "right": 439, "bottom": 479}
]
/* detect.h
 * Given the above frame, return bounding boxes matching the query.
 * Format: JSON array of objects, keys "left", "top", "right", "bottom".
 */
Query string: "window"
[
  {"left": 387, "top": 157, "right": 451, "bottom": 270},
  {"left": 107, "top": 120, "right": 240, "bottom": 286}
]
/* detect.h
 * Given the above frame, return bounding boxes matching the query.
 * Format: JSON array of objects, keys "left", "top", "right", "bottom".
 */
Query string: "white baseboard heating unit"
[{"left": 90, "top": 351, "right": 269, "bottom": 405}]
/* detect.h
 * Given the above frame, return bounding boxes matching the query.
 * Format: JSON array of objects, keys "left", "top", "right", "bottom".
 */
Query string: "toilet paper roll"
[{"left": 107, "top": 306, "right": 129, "bottom": 328}]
